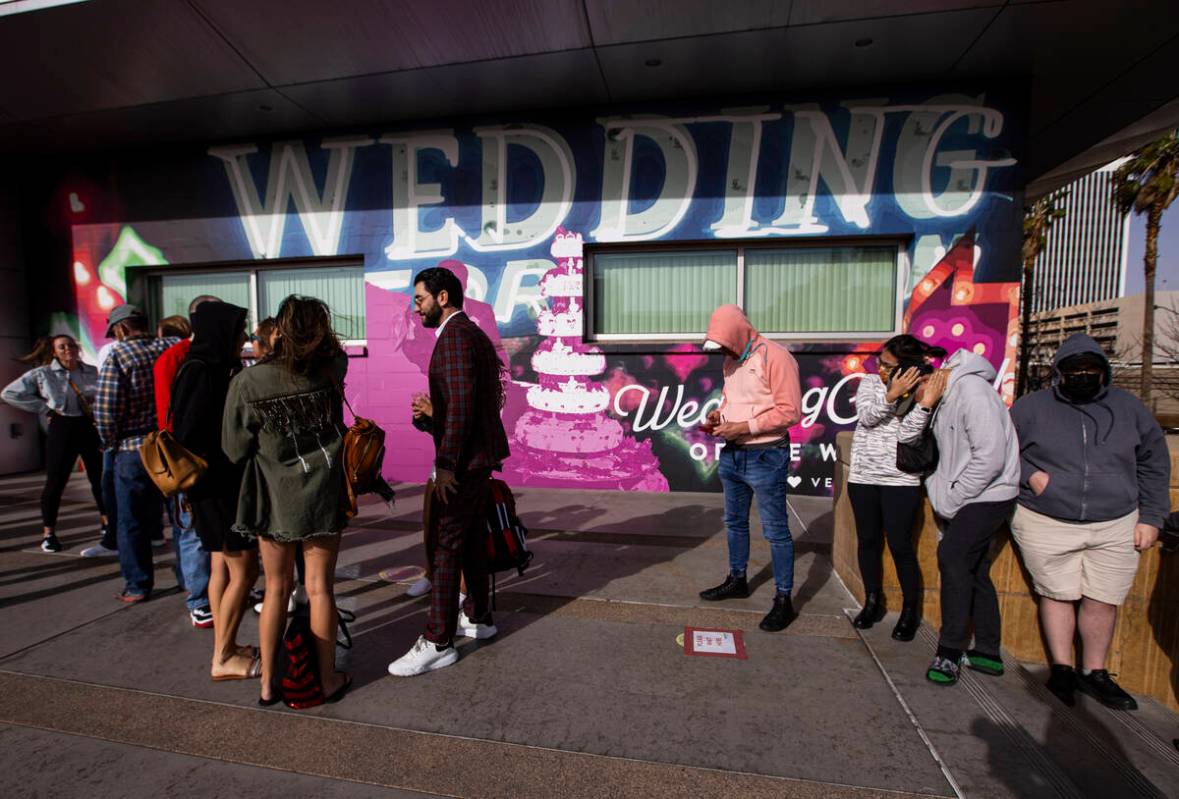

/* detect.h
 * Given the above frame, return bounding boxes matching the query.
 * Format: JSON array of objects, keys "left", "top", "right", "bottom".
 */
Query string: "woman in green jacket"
[{"left": 222, "top": 295, "right": 351, "bottom": 706}]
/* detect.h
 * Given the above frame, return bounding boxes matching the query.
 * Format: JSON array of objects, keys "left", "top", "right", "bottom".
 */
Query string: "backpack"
[
  {"left": 485, "top": 478, "right": 532, "bottom": 579},
  {"left": 337, "top": 386, "right": 388, "bottom": 519}
]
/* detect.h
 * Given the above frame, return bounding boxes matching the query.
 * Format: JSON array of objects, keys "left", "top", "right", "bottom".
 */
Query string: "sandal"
[{"left": 212, "top": 654, "right": 262, "bottom": 682}]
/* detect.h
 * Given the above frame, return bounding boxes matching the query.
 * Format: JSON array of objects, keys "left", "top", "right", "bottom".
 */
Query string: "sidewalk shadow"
[
  {"left": 973, "top": 692, "right": 1164, "bottom": 798},
  {"left": 342, "top": 498, "right": 729, "bottom": 692}
]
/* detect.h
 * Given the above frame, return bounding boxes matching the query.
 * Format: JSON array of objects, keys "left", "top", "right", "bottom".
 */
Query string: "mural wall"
[{"left": 59, "top": 89, "right": 1025, "bottom": 494}]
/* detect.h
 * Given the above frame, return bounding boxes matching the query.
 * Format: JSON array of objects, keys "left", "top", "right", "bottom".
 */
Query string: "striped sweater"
[{"left": 849, "top": 374, "right": 920, "bottom": 487}]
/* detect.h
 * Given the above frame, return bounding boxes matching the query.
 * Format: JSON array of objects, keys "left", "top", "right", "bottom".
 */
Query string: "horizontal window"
[
  {"left": 587, "top": 243, "right": 904, "bottom": 342},
  {"left": 147, "top": 262, "right": 365, "bottom": 343}
]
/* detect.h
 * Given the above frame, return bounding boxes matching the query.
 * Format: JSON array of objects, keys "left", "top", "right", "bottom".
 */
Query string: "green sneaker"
[
  {"left": 966, "top": 650, "right": 1004, "bottom": 677},
  {"left": 926, "top": 654, "right": 962, "bottom": 685}
]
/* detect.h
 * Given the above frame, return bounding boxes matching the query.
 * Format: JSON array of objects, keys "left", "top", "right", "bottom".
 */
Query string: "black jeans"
[
  {"left": 937, "top": 499, "right": 1015, "bottom": 654},
  {"left": 848, "top": 482, "right": 923, "bottom": 604},
  {"left": 42, "top": 414, "right": 104, "bottom": 529}
]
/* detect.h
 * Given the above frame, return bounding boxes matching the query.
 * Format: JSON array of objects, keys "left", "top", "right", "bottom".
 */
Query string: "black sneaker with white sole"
[{"left": 41, "top": 533, "right": 62, "bottom": 553}]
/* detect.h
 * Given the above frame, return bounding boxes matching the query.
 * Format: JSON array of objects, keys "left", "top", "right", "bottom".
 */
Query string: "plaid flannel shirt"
[
  {"left": 427, "top": 314, "right": 509, "bottom": 473},
  {"left": 94, "top": 335, "right": 180, "bottom": 451}
]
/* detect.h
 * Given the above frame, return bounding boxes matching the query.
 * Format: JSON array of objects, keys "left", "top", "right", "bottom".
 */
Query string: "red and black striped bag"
[{"left": 485, "top": 479, "right": 532, "bottom": 578}]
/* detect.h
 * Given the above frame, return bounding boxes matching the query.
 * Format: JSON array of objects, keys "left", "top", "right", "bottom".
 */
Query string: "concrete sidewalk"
[{"left": 1, "top": 473, "right": 1177, "bottom": 798}]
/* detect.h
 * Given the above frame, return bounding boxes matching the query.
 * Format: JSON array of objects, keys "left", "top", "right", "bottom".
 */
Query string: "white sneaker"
[
  {"left": 458, "top": 611, "right": 498, "bottom": 640},
  {"left": 406, "top": 576, "right": 432, "bottom": 598},
  {"left": 80, "top": 542, "right": 118, "bottom": 558},
  {"left": 251, "top": 590, "right": 299, "bottom": 615},
  {"left": 387, "top": 635, "right": 458, "bottom": 677}
]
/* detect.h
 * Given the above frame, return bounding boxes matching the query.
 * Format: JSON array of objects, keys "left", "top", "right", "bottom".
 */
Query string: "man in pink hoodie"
[{"left": 699, "top": 305, "right": 803, "bottom": 631}]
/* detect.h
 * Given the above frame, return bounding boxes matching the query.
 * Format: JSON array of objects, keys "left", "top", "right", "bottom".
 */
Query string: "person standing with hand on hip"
[{"left": 697, "top": 304, "right": 802, "bottom": 632}]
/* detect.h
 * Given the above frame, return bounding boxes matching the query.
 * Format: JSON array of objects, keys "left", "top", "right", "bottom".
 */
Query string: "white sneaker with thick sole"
[
  {"left": 458, "top": 612, "right": 498, "bottom": 640},
  {"left": 80, "top": 542, "right": 118, "bottom": 558},
  {"left": 406, "top": 576, "right": 432, "bottom": 598},
  {"left": 387, "top": 635, "right": 458, "bottom": 677}
]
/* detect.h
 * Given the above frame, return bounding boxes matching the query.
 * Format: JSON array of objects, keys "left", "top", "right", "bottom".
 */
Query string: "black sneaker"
[
  {"left": 759, "top": 594, "right": 795, "bottom": 632},
  {"left": 1046, "top": 664, "right": 1077, "bottom": 707},
  {"left": 699, "top": 574, "right": 749, "bottom": 601},
  {"left": 40, "top": 533, "right": 62, "bottom": 553},
  {"left": 1077, "top": 669, "right": 1138, "bottom": 711}
]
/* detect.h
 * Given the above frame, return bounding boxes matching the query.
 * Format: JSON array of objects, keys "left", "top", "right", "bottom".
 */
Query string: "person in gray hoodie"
[
  {"left": 1010, "top": 333, "right": 1169, "bottom": 711},
  {"left": 899, "top": 349, "right": 1020, "bottom": 686}
]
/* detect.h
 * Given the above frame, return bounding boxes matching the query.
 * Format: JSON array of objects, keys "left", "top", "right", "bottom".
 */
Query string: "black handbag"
[{"left": 896, "top": 405, "right": 940, "bottom": 476}]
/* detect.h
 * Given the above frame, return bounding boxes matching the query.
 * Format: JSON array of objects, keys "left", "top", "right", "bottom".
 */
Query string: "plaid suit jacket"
[{"left": 428, "top": 313, "right": 510, "bottom": 473}]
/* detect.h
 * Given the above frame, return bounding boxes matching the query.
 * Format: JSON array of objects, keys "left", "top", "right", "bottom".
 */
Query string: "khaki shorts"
[{"left": 1009, "top": 505, "right": 1140, "bottom": 605}]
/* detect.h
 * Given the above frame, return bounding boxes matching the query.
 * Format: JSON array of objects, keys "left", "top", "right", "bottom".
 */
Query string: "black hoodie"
[
  {"left": 171, "top": 301, "right": 248, "bottom": 504},
  {"left": 1009, "top": 333, "right": 1171, "bottom": 527}
]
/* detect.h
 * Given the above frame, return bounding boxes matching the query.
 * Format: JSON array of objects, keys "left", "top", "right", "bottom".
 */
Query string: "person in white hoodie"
[{"left": 898, "top": 349, "right": 1020, "bottom": 686}]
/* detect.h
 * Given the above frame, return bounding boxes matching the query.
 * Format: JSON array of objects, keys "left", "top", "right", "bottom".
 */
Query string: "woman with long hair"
[
  {"left": 848, "top": 335, "right": 945, "bottom": 641},
  {"left": 170, "top": 301, "right": 260, "bottom": 680},
  {"left": 223, "top": 295, "right": 351, "bottom": 706},
  {"left": 2, "top": 334, "right": 107, "bottom": 552}
]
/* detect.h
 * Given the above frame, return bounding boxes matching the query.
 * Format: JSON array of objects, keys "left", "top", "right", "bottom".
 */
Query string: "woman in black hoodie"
[{"left": 171, "top": 301, "right": 260, "bottom": 681}]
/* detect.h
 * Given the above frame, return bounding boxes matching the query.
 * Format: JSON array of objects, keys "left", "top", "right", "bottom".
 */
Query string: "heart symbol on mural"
[{"left": 787, "top": 475, "right": 802, "bottom": 488}]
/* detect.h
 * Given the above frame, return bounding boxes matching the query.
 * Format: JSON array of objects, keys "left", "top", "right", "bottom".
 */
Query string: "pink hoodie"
[{"left": 706, "top": 305, "right": 802, "bottom": 445}]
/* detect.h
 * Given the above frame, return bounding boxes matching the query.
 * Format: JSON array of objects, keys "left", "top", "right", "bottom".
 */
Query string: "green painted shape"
[{"left": 97, "top": 226, "right": 167, "bottom": 299}]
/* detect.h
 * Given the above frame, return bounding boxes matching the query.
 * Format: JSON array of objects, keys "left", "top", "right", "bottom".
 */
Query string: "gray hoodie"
[
  {"left": 898, "top": 349, "right": 1020, "bottom": 519},
  {"left": 1009, "top": 333, "right": 1170, "bottom": 528}
]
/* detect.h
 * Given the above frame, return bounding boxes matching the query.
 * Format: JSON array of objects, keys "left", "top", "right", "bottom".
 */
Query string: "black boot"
[
  {"left": 759, "top": 594, "right": 795, "bottom": 632},
  {"left": 853, "top": 592, "right": 885, "bottom": 629},
  {"left": 1046, "top": 664, "right": 1077, "bottom": 707},
  {"left": 891, "top": 604, "right": 919, "bottom": 641},
  {"left": 699, "top": 574, "right": 749, "bottom": 601}
]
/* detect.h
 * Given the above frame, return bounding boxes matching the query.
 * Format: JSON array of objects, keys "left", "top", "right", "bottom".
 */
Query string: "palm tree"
[
  {"left": 1112, "top": 130, "right": 1179, "bottom": 405},
  {"left": 1017, "top": 195, "right": 1067, "bottom": 394}
]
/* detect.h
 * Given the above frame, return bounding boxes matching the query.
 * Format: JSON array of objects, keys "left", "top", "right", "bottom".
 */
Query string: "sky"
[{"left": 1122, "top": 201, "right": 1179, "bottom": 295}]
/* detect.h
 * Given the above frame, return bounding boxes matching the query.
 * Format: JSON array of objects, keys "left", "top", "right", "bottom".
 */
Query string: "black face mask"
[{"left": 1060, "top": 371, "right": 1103, "bottom": 402}]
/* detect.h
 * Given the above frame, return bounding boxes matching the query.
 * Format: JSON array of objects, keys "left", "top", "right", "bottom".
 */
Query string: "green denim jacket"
[{"left": 222, "top": 353, "right": 349, "bottom": 541}]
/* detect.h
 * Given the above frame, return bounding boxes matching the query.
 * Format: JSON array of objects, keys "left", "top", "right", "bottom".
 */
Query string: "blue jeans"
[
  {"left": 100, "top": 450, "right": 118, "bottom": 549},
  {"left": 718, "top": 447, "right": 795, "bottom": 596},
  {"left": 114, "top": 450, "right": 163, "bottom": 597},
  {"left": 169, "top": 495, "right": 210, "bottom": 611}
]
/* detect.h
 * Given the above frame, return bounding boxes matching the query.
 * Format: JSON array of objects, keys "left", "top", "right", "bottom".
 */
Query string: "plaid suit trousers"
[{"left": 424, "top": 469, "right": 493, "bottom": 644}]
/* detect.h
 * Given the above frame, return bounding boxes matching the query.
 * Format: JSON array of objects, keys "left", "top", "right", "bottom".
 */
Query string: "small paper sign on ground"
[{"left": 683, "top": 627, "right": 747, "bottom": 660}]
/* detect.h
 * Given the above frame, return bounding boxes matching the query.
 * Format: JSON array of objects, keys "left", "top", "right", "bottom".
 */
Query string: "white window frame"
[
  {"left": 584, "top": 239, "right": 909, "bottom": 344},
  {"left": 141, "top": 258, "right": 368, "bottom": 346}
]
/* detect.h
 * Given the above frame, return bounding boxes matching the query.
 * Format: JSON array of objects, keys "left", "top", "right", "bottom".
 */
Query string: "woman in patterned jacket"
[{"left": 847, "top": 335, "right": 945, "bottom": 641}]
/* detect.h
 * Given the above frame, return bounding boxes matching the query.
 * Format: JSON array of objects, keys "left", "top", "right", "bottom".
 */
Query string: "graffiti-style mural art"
[{"left": 58, "top": 89, "right": 1025, "bottom": 495}]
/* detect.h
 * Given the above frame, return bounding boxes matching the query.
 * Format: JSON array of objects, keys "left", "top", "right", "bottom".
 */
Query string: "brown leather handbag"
[
  {"left": 139, "top": 361, "right": 207, "bottom": 497},
  {"left": 139, "top": 429, "right": 207, "bottom": 497}
]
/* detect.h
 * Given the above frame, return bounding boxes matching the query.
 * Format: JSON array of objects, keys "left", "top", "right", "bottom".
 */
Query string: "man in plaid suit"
[{"left": 389, "top": 267, "right": 510, "bottom": 677}]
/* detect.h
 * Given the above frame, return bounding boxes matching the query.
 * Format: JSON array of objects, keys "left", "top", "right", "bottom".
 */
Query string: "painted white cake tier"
[
  {"left": 531, "top": 339, "right": 605, "bottom": 377},
  {"left": 514, "top": 409, "right": 624, "bottom": 454},
  {"left": 550, "top": 230, "right": 584, "bottom": 260},
  {"left": 540, "top": 270, "right": 583, "bottom": 299},
  {"left": 526, "top": 378, "right": 609, "bottom": 415},
  {"left": 537, "top": 304, "right": 583, "bottom": 337}
]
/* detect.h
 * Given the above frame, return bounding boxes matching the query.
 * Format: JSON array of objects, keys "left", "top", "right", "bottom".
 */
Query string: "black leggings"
[
  {"left": 848, "top": 482, "right": 923, "bottom": 604},
  {"left": 42, "top": 415, "right": 105, "bottom": 529}
]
